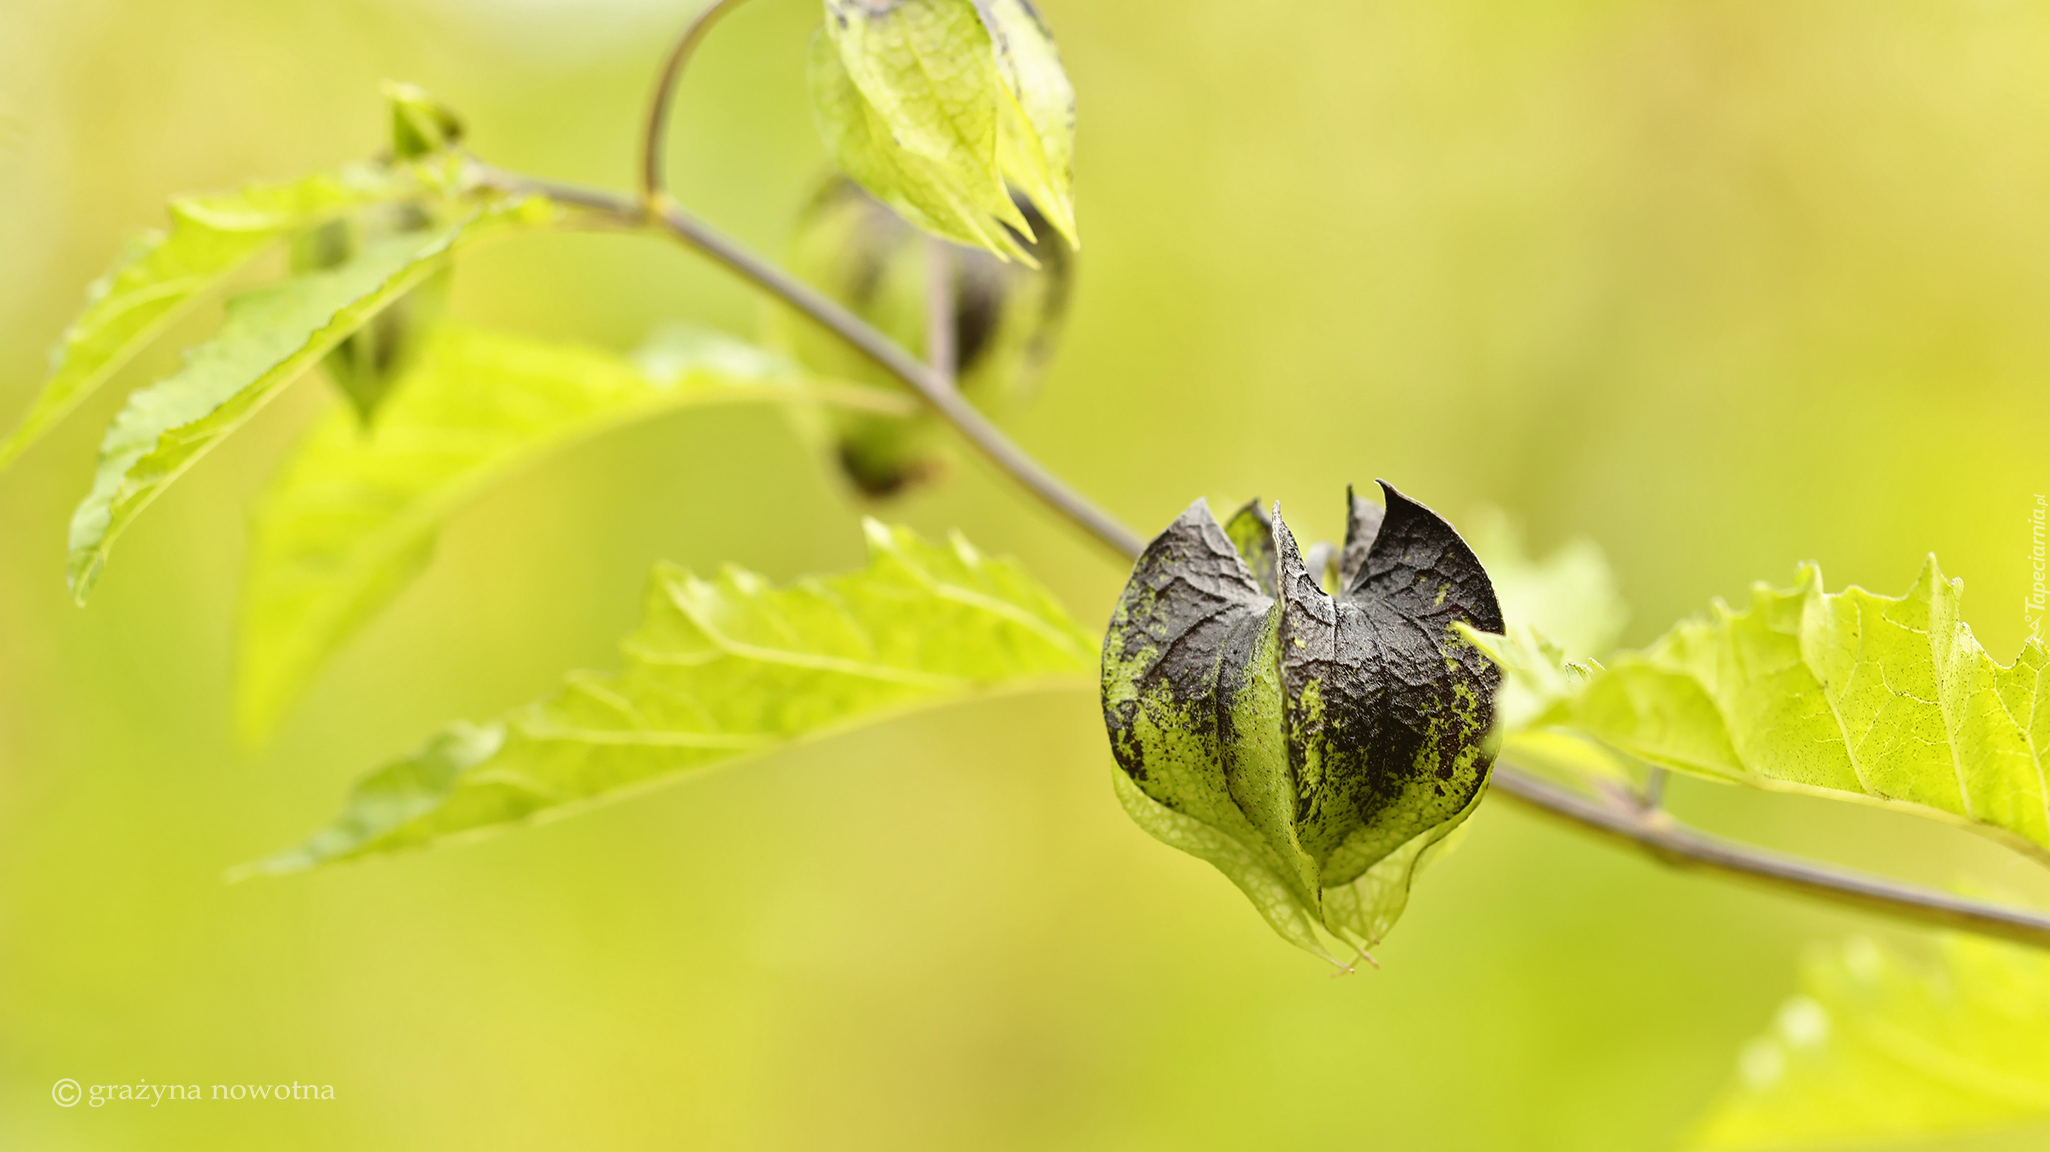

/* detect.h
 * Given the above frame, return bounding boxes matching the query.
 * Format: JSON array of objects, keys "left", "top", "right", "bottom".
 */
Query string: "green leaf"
[
  {"left": 0, "top": 165, "right": 413, "bottom": 470},
  {"left": 976, "top": 0, "right": 1079, "bottom": 247},
  {"left": 1102, "top": 485, "right": 1504, "bottom": 964},
  {"left": 809, "top": 0, "right": 1078, "bottom": 260},
  {"left": 236, "top": 522, "right": 1095, "bottom": 875},
  {"left": 1690, "top": 933, "right": 2050, "bottom": 1150},
  {"left": 778, "top": 175, "right": 1072, "bottom": 495},
  {"left": 65, "top": 194, "right": 562, "bottom": 603},
  {"left": 1466, "top": 507, "right": 1629, "bottom": 661},
  {"left": 236, "top": 322, "right": 911, "bottom": 742},
  {"left": 303, "top": 84, "right": 466, "bottom": 422},
  {"left": 290, "top": 204, "right": 451, "bottom": 423},
  {"left": 1521, "top": 560, "right": 2050, "bottom": 861}
]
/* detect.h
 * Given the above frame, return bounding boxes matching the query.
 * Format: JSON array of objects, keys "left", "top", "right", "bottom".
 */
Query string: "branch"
[
  {"left": 649, "top": 197, "right": 1145, "bottom": 557},
  {"left": 1489, "top": 765, "right": 2050, "bottom": 950},
  {"left": 475, "top": 165, "right": 1146, "bottom": 560},
  {"left": 467, "top": 175, "right": 2050, "bottom": 952}
]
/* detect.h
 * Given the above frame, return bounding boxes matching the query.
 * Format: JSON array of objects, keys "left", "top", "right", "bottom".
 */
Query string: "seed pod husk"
[{"left": 1101, "top": 482, "right": 1503, "bottom": 962}]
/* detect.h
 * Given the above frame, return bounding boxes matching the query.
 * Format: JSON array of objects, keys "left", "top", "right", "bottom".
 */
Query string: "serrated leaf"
[
  {"left": 0, "top": 165, "right": 413, "bottom": 470},
  {"left": 290, "top": 203, "right": 451, "bottom": 423},
  {"left": 1528, "top": 560, "right": 2050, "bottom": 861},
  {"left": 1101, "top": 484, "right": 1504, "bottom": 963},
  {"left": 237, "top": 522, "right": 1095, "bottom": 875},
  {"left": 304, "top": 84, "right": 465, "bottom": 422},
  {"left": 65, "top": 195, "right": 562, "bottom": 602},
  {"left": 237, "top": 322, "right": 911, "bottom": 742},
  {"left": 1690, "top": 934, "right": 2050, "bottom": 1150}
]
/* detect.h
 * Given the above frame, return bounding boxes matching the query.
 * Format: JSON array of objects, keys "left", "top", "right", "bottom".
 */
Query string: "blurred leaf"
[
  {"left": 1466, "top": 625, "right": 1604, "bottom": 734},
  {"left": 65, "top": 195, "right": 562, "bottom": 602},
  {"left": 290, "top": 204, "right": 450, "bottom": 422},
  {"left": 810, "top": 0, "right": 1078, "bottom": 261},
  {"left": 288, "top": 83, "right": 465, "bottom": 422},
  {"left": 238, "top": 522, "right": 1094, "bottom": 874},
  {"left": 1102, "top": 485, "right": 1504, "bottom": 964},
  {"left": 1690, "top": 934, "right": 2050, "bottom": 1150},
  {"left": 1466, "top": 507, "right": 1629, "bottom": 661},
  {"left": 1462, "top": 513, "right": 1639, "bottom": 793},
  {"left": 382, "top": 80, "right": 465, "bottom": 160},
  {"left": 777, "top": 176, "right": 1071, "bottom": 496},
  {"left": 1495, "top": 726, "right": 1643, "bottom": 793},
  {"left": 0, "top": 165, "right": 414, "bottom": 470},
  {"left": 1466, "top": 626, "right": 1643, "bottom": 795},
  {"left": 1514, "top": 560, "right": 2050, "bottom": 861},
  {"left": 237, "top": 322, "right": 910, "bottom": 742}
]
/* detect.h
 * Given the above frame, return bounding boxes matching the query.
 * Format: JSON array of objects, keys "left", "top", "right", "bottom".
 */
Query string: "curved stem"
[
  {"left": 470, "top": 161, "right": 2050, "bottom": 952},
  {"left": 641, "top": 0, "right": 759, "bottom": 208}
]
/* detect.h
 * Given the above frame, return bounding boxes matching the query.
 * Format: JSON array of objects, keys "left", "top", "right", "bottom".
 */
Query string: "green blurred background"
[{"left": 4, "top": 0, "right": 2049, "bottom": 1147}]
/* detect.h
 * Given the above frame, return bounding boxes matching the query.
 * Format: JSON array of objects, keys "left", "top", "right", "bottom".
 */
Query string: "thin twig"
[
  {"left": 467, "top": 171, "right": 2050, "bottom": 952},
  {"left": 474, "top": 164, "right": 1146, "bottom": 560},
  {"left": 1490, "top": 765, "right": 2050, "bottom": 950},
  {"left": 641, "top": 0, "right": 759, "bottom": 208}
]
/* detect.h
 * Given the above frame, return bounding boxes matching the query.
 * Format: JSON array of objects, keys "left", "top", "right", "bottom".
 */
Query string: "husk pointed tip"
[
  {"left": 1171, "top": 496, "right": 1219, "bottom": 529},
  {"left": 1269, "top": 502, "right": 1301, "bottom": 552}
]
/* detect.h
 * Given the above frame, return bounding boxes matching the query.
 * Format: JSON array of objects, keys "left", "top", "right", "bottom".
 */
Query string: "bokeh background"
[{"left": 4, "top": 0, "right": 2050, "bottom": 1147}]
